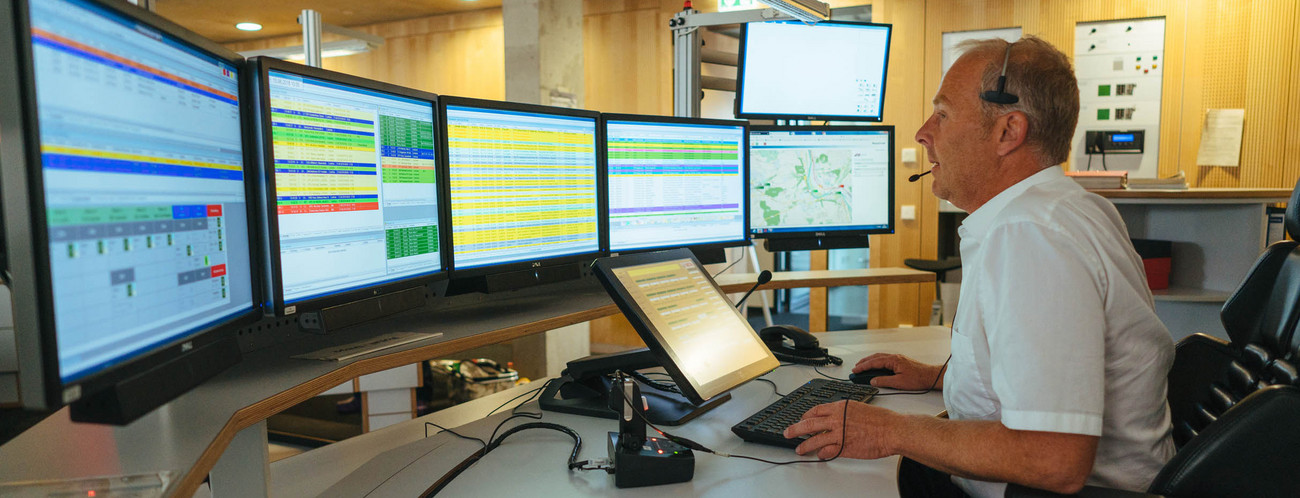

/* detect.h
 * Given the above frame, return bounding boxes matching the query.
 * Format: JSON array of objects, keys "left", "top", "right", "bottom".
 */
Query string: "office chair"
[{"left": 1003, "top": 179, "right": 1300, "bottom": 498}]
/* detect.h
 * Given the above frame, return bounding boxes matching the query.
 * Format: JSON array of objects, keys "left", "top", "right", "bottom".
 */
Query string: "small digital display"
[{"left": 1110, "top": 133, "right": 1135, "bottom": 143}]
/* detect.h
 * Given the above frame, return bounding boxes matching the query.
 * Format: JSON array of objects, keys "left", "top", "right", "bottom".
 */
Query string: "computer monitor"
[
  {"left": 440, "top": 96, "right": 602, "bottom": 289},
  {"left": 0, "top": 0, "right": 261, "bottom": 422},
  {"left": 539, "top": 248, "right": 779, "bottom": 424},
  {"left": 748, "top": 126, "right": 895, "bottom": 251},
  {"left": 735, "top": 20, "right": 892, "bottom": 122},
  {"left": 602, "top": 114, "right": 749, "bottom": 263},
  {"left": 250, "top": 57, "right": 446, "bottom": 316}
]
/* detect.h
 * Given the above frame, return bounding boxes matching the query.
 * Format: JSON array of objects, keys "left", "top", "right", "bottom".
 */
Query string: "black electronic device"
[
  {"left": 247, "top": 57, "right": 447, "bottom": 321},
  {"left": 438, "top": 96, "right": 603, "bottom": 293},
  {"left": 979, "top": 43, "right": 1021, "bottom": 105},
  {"left": 758, "top": 325, "right": 843, "bottom": 367},
  {"left": 849, "top": 368, "right": 895, "bottom": 385},
  {"left": 1085, "top": 130, "right": 1145, "bottom": 154},
  {"left": 540, "top": 249, "right": 780, "bottom": 423},
  {"left": 731, "top": 378, "right": 877, "bottom": 448},
  {"left": 607, "top": 375, "right": 695, "bottom": 488},
  {"left": 736, "top": 20, "right": 892, "bottom": 122},
  {"left": 749, "top": 126, "right": 895, "bottom": 251},
  {"left": 601, "top": 113, "right": 750, "bottom": 263},
  {"left": 0, "top": 0, "right": 262, "bottom": 422}
]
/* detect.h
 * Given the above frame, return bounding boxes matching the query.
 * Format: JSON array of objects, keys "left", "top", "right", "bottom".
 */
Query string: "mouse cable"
[{"left": 611, "top": 371, "right": 848, "bottom": 466}]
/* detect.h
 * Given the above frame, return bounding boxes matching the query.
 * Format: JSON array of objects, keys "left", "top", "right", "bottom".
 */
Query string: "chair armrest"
[
  {"left": 1005, "top": 483, "right": 1164, "bottom": 498},
  {"left": 1151, "top": 385, "right": 1300, "bottom": 497}
]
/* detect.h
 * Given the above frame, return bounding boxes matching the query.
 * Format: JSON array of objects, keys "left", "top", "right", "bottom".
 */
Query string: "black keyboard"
[{"left": 731, "top": 378, "right": 879, "bottom": 448}]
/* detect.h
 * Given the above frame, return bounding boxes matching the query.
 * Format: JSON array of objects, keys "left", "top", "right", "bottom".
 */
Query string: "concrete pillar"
[{"left": 502, "top": 0, "right": 584, "bottom": 107}]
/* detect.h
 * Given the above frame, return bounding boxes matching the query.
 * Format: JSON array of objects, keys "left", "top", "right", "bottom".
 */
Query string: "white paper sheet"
[{"left": 1196, "top": 108, "right": 1245, "bottom": 167}]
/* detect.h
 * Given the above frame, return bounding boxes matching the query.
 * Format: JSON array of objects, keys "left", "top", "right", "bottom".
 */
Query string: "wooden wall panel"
[
  {"left": 868, "top": 0, "right": 930, "bottom": 328},
  {"left": 224, "top": 9, "right": 505, "bottom": 99}
]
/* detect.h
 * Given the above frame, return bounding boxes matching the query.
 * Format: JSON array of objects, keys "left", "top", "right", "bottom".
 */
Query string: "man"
[{"left": 784, "top": 37, "right": 1175, "bottom": 497}]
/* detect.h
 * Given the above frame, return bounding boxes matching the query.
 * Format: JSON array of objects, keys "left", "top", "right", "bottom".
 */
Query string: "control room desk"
[{"left": 271, "top": 326, "right": 951, "bottom": 497}]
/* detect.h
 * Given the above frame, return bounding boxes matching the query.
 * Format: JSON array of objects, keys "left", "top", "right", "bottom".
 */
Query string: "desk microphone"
[
  {"left": 734, "top": 270, "right": 772, "bottom": 309},
  {"left": 909, "top": 169, "right": 934, "bottom": 182}
]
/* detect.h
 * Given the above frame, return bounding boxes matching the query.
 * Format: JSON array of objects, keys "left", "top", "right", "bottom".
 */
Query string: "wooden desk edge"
[{"left": 169, "top": 268, "right": 932, "bottom": 496}]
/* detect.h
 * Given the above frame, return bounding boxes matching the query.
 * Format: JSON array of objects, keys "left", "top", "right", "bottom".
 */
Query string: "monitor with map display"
[{"left": 748, "top": 125, "right": 895, "bottom": 251}]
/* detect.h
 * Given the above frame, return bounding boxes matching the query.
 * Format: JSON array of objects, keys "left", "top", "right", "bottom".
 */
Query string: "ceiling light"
[{"left": 235, "top": 22, "right": 263, "bottom": 31}]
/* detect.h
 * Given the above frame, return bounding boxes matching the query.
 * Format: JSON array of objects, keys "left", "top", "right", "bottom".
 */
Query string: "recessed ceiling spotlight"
[{"left": 235, "top": 22, "right": 263, "bottom": 32}]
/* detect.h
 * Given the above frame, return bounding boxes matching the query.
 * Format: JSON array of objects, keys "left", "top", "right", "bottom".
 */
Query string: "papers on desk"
[
  {"left": 293, "top": 332, "right": 443, "bottom": 361},
  {"left": 1066, "top": 170, "right": 1128, "bottom": 190},
  {"left": 1196, "top": 108, "right": 1244, "bottom": 167},
  {"left": 1127, "top": 171, "right": 1188, "bottom": 190}
]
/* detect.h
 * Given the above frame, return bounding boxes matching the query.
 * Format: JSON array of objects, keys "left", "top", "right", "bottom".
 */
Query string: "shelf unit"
[{"left": 1093, "top": 188, "right": 1291, "bottom": 340}]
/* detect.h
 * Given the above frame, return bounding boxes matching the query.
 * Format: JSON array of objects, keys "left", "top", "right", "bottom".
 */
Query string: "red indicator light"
[{"left": 658, "top": 449, "right": 664, "bottom": 454}]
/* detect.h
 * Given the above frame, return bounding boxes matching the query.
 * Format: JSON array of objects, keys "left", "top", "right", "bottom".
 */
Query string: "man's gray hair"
[{"left": 957, "top": 36, "right": 1079, "bottom": 166}]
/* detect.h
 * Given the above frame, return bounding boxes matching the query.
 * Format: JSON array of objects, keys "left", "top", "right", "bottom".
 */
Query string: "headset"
[{"left": 980, "top": 42, "right": 1021, "bottom": 105}]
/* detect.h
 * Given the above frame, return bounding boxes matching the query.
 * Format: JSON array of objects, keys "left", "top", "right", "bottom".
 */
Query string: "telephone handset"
[{"left": 758, "top": 325, "right": 843, "bottom": 367}]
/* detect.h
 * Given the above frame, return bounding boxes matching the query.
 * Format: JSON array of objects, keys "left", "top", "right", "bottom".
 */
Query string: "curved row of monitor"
[{"left": 0, "top": 0, "right": 894, "bottom": 421}]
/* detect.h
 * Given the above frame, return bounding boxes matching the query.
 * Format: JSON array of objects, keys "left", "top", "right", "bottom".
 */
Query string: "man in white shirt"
[{"left": 783, "top": 37, "right": 1175, "bottom": 497}]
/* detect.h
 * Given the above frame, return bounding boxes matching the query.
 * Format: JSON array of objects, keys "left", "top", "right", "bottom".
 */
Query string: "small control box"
[
  {"left": 608, "top": 433, "right": 695, "bottom": 488},
  {"left": 1085, "top": 130, "right": 1145, "bottom": 154}
]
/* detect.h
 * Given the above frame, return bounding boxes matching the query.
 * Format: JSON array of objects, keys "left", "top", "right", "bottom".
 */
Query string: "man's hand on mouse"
[{"left": 853, "top": 353, "right": 945, "bottom": 390}]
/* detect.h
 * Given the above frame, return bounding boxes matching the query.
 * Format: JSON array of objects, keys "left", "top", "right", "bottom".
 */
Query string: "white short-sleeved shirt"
[{"left": 942, "top": 166, "right": 1176, "bottom": 497}]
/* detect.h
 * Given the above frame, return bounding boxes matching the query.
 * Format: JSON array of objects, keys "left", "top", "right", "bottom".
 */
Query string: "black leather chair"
[{"left": 1007, "top": 179, "right": 1300, "bottom": 498}]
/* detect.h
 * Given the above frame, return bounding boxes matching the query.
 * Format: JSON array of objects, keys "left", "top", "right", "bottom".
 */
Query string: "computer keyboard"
[{"left": 731, "top": 378, "right": 879, "bottom": 448}]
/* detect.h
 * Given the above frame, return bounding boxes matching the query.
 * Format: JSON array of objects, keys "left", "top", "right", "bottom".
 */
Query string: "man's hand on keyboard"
[
  {"left": 783, "top": 400, "right": 900, "bottom": 460},
  {"left": 854, "top": 353, "right": 944, "bottom": 390}
]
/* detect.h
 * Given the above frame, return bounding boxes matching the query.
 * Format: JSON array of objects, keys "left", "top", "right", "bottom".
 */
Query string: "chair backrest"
[{"left": 1153, "top": 179, "right": 1300, "bottom": 496}]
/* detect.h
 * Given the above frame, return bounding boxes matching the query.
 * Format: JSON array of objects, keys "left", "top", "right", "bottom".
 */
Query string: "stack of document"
[
  {"left": 1127, "top": 172, "right": 1188, "bottom": 190},
  {"left": 1065, "top": 170, "right": 1128, "bottom": 190}
]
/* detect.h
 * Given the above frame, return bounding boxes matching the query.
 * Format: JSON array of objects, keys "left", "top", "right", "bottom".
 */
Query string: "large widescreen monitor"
[
  {"left": 251, "top": 57, "right": 445, "bottom": 316},
  {"left": 602, "top": 114, "right": 748, "bottom": 260},
  {"left": 440, "top": 97, "right": 602, "bottom": 283},
  {"left": 748, "top": 126, "right": 895, "bottom": 251},
  {"left": 736, "top": 20, "right": 892, "bottom": 122},
  {"left": 0, "top": 0, "right": 260, "bottom": 421}
]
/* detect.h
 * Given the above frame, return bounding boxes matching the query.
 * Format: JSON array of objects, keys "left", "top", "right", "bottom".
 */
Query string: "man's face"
[{"left": 914, "top": 54, "right": 999, "bottom": 210}]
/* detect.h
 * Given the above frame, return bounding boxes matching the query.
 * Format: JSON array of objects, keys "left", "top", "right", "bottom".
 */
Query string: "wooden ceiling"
[{"left": 155, "top": 0, "right": 503, "bottom": 43}]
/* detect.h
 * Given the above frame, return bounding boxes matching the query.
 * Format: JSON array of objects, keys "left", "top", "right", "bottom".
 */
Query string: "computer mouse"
[{"left": 849, "top": 368, "right": 894, "bottom": 384}]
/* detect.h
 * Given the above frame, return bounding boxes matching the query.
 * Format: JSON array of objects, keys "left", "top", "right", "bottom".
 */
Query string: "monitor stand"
[{"left": 539, "top": 348, "right": 729, "bottom": 426}]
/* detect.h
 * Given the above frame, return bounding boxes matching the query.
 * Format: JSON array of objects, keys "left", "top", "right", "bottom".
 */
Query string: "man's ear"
[{"left": 995, "top": 111, "right": 1029, "bottom": 157}]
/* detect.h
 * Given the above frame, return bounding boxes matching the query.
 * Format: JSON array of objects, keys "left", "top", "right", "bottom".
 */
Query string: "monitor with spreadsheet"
[
  {"left": 440, "top": 97, "right": 602, "bottom": 281},
  {"left": 602, "top": 114, "right": 748, "bottom": 259},
  {"left": 736, "top": 20, "right": 892, "bottom": 121},
  {"left": 748, "top": 126, "right": 895, "bottom": 251},
  {"left": 250, "top": 57, "right": 445, "bottom": 315},
  {"left": 0, "top": 0, "right": 260, "bottom": 421}
]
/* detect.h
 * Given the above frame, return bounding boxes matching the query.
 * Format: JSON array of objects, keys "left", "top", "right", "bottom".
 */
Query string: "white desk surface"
[{"left": 271, "top": 326, "right": 952, "bottom": 497}]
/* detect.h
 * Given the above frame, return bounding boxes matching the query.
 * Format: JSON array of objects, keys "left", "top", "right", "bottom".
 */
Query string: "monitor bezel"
[
  {"left": 600, "top": 113, "right": 751, "bottom": 257},
  {"left": 734, "top": 20, "right": 893, "bottom": 122},
  {"left": 250, "top": 57, "right": 449, "bottom": 317},
  {"left": 591, "top": 248, "right": 779, "bottom": 405},
  {"left": 747, "top": 124, "right": 897, "bottom": 243},
  {"left": 0, "top": 0, "right": 264, "bottom": 411},
  {"left": 438, "top": 96, "right": 605, "bottom": 280}
]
